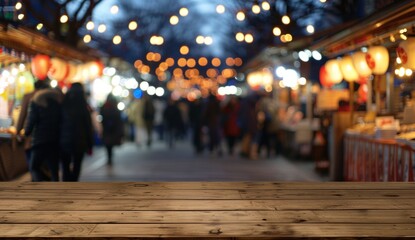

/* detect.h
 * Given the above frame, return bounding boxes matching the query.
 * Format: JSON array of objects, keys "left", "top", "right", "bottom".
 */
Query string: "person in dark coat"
[
  {"left": 163, "top": 98, "right": 183, "bottom": 148},
  {"left": 203, "top": 93, "right": 222, "bottom": 156},
  {"left": 222, "top": 96, "right": 241, "bottom": 155},
  {"left": 60, "top": 83, "right": 93, "bottom": 181},
  {"left": 142, "top": 94, "right": 155, "bottom": 147},
  {"left": 24, "top": 88, "right": 63, "bottom": 181},
  {"left": 100, "top": 94, "right": 124, "bottom": 165}
]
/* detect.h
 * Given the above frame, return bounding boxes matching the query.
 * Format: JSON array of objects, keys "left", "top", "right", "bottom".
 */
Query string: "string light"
[
  {"left": 86, "top": 21, "right": 94, "bottom": 30},
  {"left": 60, "top": 14, "right": 68, "bottom": 23},
  {"left": 113, "top": 35, "right": 122, "bottom": 45},
  {"left": 179, "top": 8, "right": 189, "bottom": 16},
  {"left": 261, "top": 2, "right": 270, "bottom": 11},
  {"left": 273, "top": 27, "right": 281, "bottom": 36},
  {"left": 216, "top": 5, "right": 225, "bottom": 14},
  {"left": 170, "top": 15, "right": 179, "bottom": 25},
  {"left": 282, "top": 15, "right": 290, "bottom": 25},
  {"left": 83, "top": 34, "right": 92, "bottom": 43},
  {"left": 236, "top": 11, "right": 245, "bottom": 21},
  {"left": 98, "top": 24, "right": 106, "bottom": 33},
  {"left": 129, "top": 21, "right": 138, "bottom": 30},
  {"left": 15, "top": 2, "right": 22, "bottom": 10},
  {"left": 252, "top": 4, "right": 261, "bottom": 14},
  {"left": 110, "top": 5, "right": 119, "bottom": 14}
]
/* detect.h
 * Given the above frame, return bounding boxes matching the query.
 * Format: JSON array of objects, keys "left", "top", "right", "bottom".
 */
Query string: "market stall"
[{"left": 310, "top": 0, "right": 415, "bottom": 181}]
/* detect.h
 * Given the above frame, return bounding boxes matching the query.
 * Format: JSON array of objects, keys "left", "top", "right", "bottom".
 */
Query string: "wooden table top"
[{"left": 0, "top": 182, "right": 415, "bottom": 239}]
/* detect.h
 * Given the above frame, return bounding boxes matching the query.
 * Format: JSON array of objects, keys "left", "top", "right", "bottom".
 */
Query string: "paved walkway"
[{"left": 79, "top": 139, "right": 328, "bottom": 182}]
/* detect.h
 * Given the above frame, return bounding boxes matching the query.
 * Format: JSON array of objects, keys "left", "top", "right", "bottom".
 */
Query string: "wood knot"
[{"left": 209, "top": 228, "right": 223, "bottom": 235}]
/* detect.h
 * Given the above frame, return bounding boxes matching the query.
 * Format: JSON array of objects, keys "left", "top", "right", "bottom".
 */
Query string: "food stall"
[
  {"left": 310, "top": 0, "right": 415, "bottom": 181},
  {"left": 0, "top": 23, "right": 101, "bottom": 180}
]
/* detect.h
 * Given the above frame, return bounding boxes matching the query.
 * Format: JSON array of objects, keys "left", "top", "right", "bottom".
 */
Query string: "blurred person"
[
  {"left": 16, "top": 80, "right": 48, "bottom": 168},
  {"left": 24, "top": 87, "right": 63, "bottom": 181},
  {"left": 153, "top": 98, "right": 166, "bottom": 141},
  {"left": 163, "top": 98, "right": 183, "bottom": 148},
  {"left": 60, "top": 83, "right": 94, "bottom": 181},
  {"left": 203, "top": 93, "right": 222, "bottom": 156},
  {"left": 142, "top": 94, "right": 155, "bottom": 147},
  {"left": 221, "top": 96, "right": 241, "bottom": 156},
  {"left": 238, "top": 94, "right": 259, "bottom": 159},
  {"left": 100, "top": 94, "right": 124, "bottom": 165},
  {"left": 128, "top": 98, "right": 146, "bottom": 146},
  {"left": 188, "top": 98, "right": 204, "bottom": 154}
]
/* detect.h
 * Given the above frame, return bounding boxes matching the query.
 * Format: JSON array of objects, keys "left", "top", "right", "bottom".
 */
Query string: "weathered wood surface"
[{"left": 0, "top": 182, "right": 414, "bottom": 239}]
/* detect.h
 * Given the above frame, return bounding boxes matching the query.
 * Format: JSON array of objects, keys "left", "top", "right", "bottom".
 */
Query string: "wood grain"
[{"left": 1, "top": 182, "right": 415, "bottom": 239}]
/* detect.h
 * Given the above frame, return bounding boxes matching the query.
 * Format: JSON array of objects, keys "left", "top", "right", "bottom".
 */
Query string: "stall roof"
[
  {"left": 310, "top": 0, "right": 415, "bottom": 58},
  {"left": 0, "top": 23, "right": 101, "bottom": 64}
]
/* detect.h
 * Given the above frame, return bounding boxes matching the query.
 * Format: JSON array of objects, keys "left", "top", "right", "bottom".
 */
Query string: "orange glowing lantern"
[
  {"left": 31, "top": 54, "right": 51, "bottom": 80},
  {"left": 48, "top": 58, "right": 69, "bottom": 82},
  {"left": 319, "top": 65, "right": 333, "bottom": 88},
  {"left": 87, "top": 60, "right": 104, "bottom": 79},
  {"left": 397, "top": 37, "right": 415, "bottom": 69},
  {"left": 339, "top": 56, "right": 359, "bottom": 82},
  {"left": 324, "top": 59, "right": 343, "bottom": 84},
  {"left": 366, "top": 46, "right": 389, "bottom": 75},
  {"left": 352, "top": 51, "right": 372, "bottom": 77}
]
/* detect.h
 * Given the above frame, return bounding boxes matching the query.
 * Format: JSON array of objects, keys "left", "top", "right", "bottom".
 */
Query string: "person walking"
[
  {"left": 221, "top": 96, "right": 241, "bottom": 156},
  {"left": 24, "top": 87, "right": 63, "bottom": 181},
  {"left": 142, "top": 94, "right": 155, "bottom": 147},
  {"left": 100, "top": 94, "right": 124, "bottom": 165},
  {"left": 163, "top": 98, "right": 183, "bottom": 148},
  {"left": 60, "top": 83, "right": 93, "bottom": 181}
]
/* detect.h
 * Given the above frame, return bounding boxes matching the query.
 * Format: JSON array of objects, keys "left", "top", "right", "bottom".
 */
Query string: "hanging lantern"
[
  {"left": 324, "top": 59, "right": 343, "bottom": 84},
  {"left": 352, "top": 51, "right": 372, "bottom": 77},
  {"left": 48, "top": 58, "right": 69, "bottom": 82},
  {"left": 366, "top": 46, "right": 389, "bottom": 75},
  {"left": 86, "top": 60, "right": 104, "bottom": 80},
  {"left": 319, "top": 65, "right": 333, "bottom": 88},
  {"left": 357, "top": 83, "right": 368, "bottom": 103},
  {"left": 339, "top": 56, "right": 359, "bottom": 82},
  {"left": 397, "top": 37, "right": 415, "bottom": 69},
  {"left": 31, "top": 54, "right": 50, "bottom": 80},
  {"left": 65, "top": 63, "right": 78, "bottom": 83}
]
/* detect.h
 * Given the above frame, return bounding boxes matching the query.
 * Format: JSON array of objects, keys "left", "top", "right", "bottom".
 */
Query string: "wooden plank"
[
  {"left": 1, "top": 223, "right": 414, "bottom": 238},
  {"left": 3, "top": 188, "right": 415, "bottom": 200},
  {"left": 0, "top": 189, "right": 109, "bottom": 200},
  {"left": 1, "top": 199, "right": 414, "bottom": 211},
  {"left": 1, "top": 210, "right": 414, "bottom": 224},
  {"left": 3, "top": 182, "right": 415, "bottom": 190}
]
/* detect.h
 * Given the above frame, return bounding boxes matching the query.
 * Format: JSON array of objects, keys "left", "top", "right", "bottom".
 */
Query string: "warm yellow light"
[
  {"left": 285, "top": 34, "right": 293, "bottom": 42},
  {"left": 320, "top": 0, "right": 326, "bottom": 2},
  {"left": 18, "top": 14, "right": 24, "bottom": 20},
  {"left": 36, "top": 23, "right": 43, "bottom": 30},
  {"left": 397, "top": 57, "right": 402, "bottom": 64},
  {"left": 245, "top": 33, "right": 254, "bottom": 43},
  {"left": 146, "top": 52, "right": 154, "bottom": 61},
  {"left": 83, "top": 34, "right": 92, "bottom": 43},
  {"left": 282, "top": 15, "right": 290, "bottom": 25},
  {"left": 150, "top": 36, "right": 164, "bottom": 45},
  {"left": 212, "top": 58, "right": 221, "bottom": 67},
  {"left": 60, "top": 14, "right": 68, "bottom": 23},
  {"left": 252, "top": 4, "right": 261, "bottom": 14},
  {"left": 216, "top": 4, "right": 225, "bottom": 14},
  {"left": 261, "top": 1, "right": 270, "bottom": 11},
  {"left": 170, "top": 15, "right": 179, "bottom": 25},
  {"left": 98, "top": 24, "right": 106, "bottom": 33},
  {"left": 153, "top": 53, "right": 161, "bottom": 62},
  {"left": 110, "top": 5, "right": 119, "bottom": 14},
  {"left": 236, "top": 11, "right": 245, "bottom": 21},
  {"left": 306, "top": 25, "right": 315, "bottom": 34},
  {"left": 178, "top": 58, "right": 187, "bottom": 67},
  {"left": 234, "top": 58, "right": 243, "bottom": 66},
  {"left": 179, "top": 8, "right": 189, "bottom": 16},
  {"left": 86, "top": 21, "right": 94, "bottom": 30},
  {"left": 129, "top": 21, "right": 138, "bottom": 30},
  {"left": 205, "top": 36, "right": 213, "bottom": 45},
  {"left": 226, "top": 58, "right": 235, "bottom": 66},
  {"left": 113, "top": 35, "right": 122, "bottom": 45},
  {"left": 236, "top": 32, "right": 245, "bottom": 42},
  {"left": 196, "top": 35, "right": 204, "bottom": 44},
  {"left": 15, "top": 2, "right": 22, "bottom": 10},
  {"left": 180, "top": 45, "right": 189, "bottom": 55},
  {"left": 198, "top": 57, "right": 208, "bottom": 66},
  {"left": 273, "top": 27, "right": 281, "bottom": 36},
  {"left": 166, "top": 58, "right": 175, "bottom": 67},
  {"left": 187, "top": 58, "right": 196, "bottom": 68}
]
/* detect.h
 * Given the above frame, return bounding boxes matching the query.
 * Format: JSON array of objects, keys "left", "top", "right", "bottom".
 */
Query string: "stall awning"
[
  {"left": 0, "top": 23, "right": 101, "bottom": 64},
  {"left": 310, "top": 0, "right": 415, "bottom": 58}
]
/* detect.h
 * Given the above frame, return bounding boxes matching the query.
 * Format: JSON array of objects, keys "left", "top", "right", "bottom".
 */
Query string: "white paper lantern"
[
  {"left": 352, "top": 51, "right": 372, "bottom": 77},
  {"left": 366, "top": 46, "right": 389, "bottom": 75},
  {"left": 339, "top": 56, "right": 359, "bottom": 82},
  {"left": 397, "top": 38, "right": 415, "bottom": 70},
  {"left": 324, "top": 59, "right": 343, "bottom": 84}
]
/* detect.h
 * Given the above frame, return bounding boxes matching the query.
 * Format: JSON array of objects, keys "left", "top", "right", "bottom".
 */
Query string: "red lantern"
[
  {"left": 48, "top": 58, "right": 69, "bottom": 82},
  {"left": 319, "top": 65, "right": 333, "bottom": 88},
  {"left": 357, "top": 84, "right": 368, "bottom": 103},
  {"left": 31, "top": 54, "right": 51, "bottom": 80}
]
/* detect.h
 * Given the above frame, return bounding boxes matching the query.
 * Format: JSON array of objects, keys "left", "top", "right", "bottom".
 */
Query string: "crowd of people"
[
  {"left": 17, "top": 79, "right": 286, "bottom": 182},
  {"left": 17, "top": 80, "right": 123, "bottom": 182},
  {"left": 125, "top": 91, "right": 283, "bottom": 160}
]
